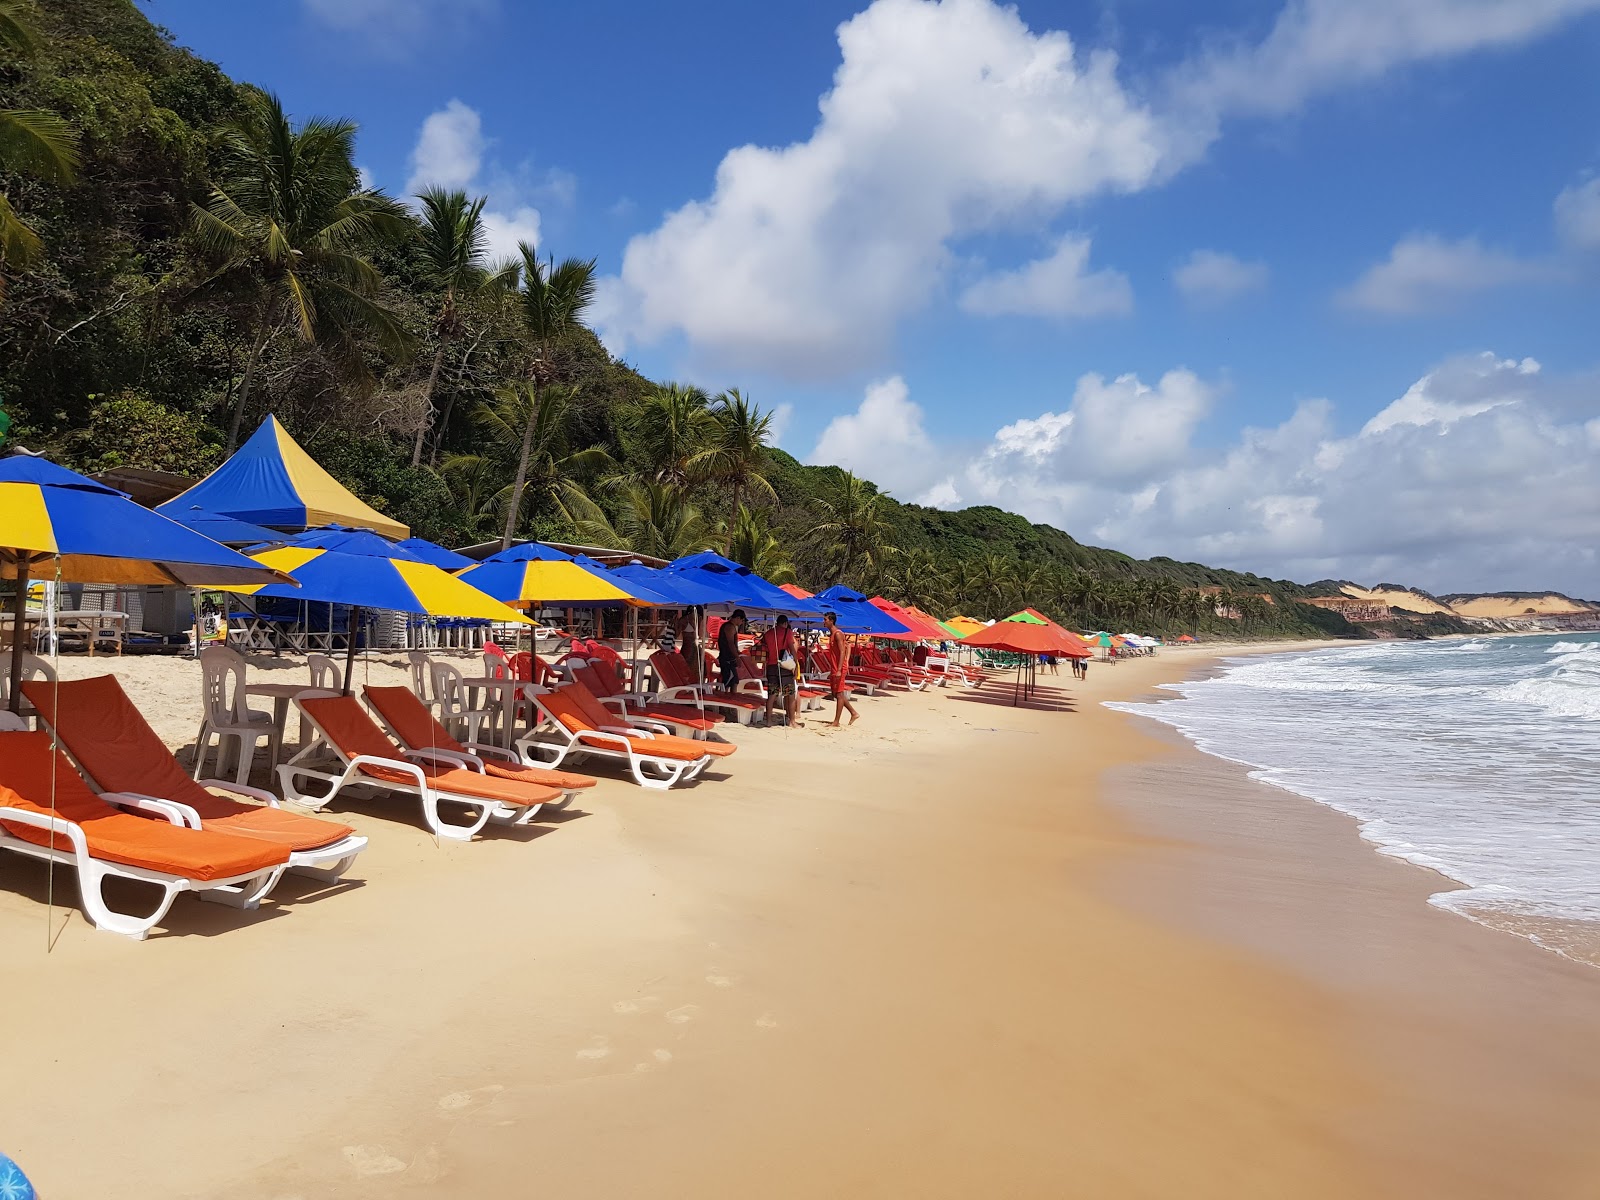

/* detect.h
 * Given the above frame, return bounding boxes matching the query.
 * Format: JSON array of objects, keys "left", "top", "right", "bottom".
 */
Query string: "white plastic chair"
[
  {"left": 0, "top": 649, "right": 55, "bottom": 713},
  {"left": 431, "top": 660, "right": 494, "bottom": 745},
  {"left": 307, "top": 652, "right": 344, "bottom": 692},
  {"left": 407, "top": 651, "right": 439, "bottom": 713},
  {"left": 193, "top": 645, "right": 278, "bottom": 784}
]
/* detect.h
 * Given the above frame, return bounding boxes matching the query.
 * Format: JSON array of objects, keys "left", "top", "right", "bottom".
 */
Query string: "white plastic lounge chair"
[
  {"left": 520, "top": 685, "right": 735, "bottom": 791},
  {"left": 0, "top": 730, "right": 290, "bottom": 939},
  {"left": 279, "top": 694, "right": 558, "bottom": 841}
]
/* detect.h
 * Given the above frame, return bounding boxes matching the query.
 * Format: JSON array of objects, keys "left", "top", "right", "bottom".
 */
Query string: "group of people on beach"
[{"left": 702, "top": 609, "right": 859, "bottom": 729}]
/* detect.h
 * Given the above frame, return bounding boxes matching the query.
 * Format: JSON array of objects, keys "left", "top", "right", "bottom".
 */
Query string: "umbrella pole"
[
  {"left": 8, "top": 555, "right": 30, "bottom": 714},
  {"left": 343, "top": 605, "right": 361, "bottom": 696}
]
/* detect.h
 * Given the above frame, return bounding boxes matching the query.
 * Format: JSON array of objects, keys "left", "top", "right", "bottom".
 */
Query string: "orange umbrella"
[{"left": 962, "top": 621, "right": 1090, "bottom": 657}]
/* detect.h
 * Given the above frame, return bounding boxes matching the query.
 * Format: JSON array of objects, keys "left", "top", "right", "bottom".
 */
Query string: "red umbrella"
[
  {"left": 962, "top": 621, "right": 1091, "bottom": 657},
  {"left": 869, "top": 596, "right": 947, "bottom": 641},
  {"left": 780, "top": 583, "right": 814, "bottom": 600}
]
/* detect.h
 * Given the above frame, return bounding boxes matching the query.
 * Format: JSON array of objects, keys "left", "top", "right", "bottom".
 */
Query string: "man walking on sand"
[
  {"left": 717, "top": 609, "right": 746, "bottom": 694},
  {"left": 824, "top": 611, "right": 859, "bottom": 727},
  {"left": 760, "top": 614, "right": 801, "bottom": 727}
]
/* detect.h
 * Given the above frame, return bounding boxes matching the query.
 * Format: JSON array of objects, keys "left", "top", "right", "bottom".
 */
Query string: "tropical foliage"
[{"left": 0, "top": 4, "right": 1412, "bottom": 641}]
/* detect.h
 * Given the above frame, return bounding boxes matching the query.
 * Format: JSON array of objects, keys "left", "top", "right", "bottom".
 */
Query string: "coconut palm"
[
  {"left": 191, "top": 91, "right": 412, "bottom": 452},
  {"left": 408, "top": 187, "right": 514, "bottom": 465},
  {"left": 0, "top": 0, "right": 80, "bottom": 297},
  {"left": 501, "top": 241, "right": 597, "bottom": 547},
  {"left": 470, "top": 381, "right": 611, "bottom": 529},
  {"left": 723, "top": 504, "right": 795, "bottom": 584},
  {"left": 560, "top": 480, "right": 710, "bottom": 561},
  {"left": 704, "top": 388, "right": 778, "bottom": 510},
  {"left": 614, "top": 382, "right": 720, "bottom": 492},
  {"left": 883, "top": 546, "right": 947, "bottom": 613},
  {"left": 812, "top": 470, "right": 895, "bottom": 586}
]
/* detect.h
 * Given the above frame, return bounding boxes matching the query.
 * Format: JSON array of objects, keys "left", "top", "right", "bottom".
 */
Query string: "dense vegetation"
[{"left": 0, "top": 1, "right": 1412, "bottom": 640}]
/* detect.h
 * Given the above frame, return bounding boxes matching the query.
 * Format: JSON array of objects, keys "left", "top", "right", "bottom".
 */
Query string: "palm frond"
[{"left": 0, "top": 108, "right": 80, "bottom": 184}]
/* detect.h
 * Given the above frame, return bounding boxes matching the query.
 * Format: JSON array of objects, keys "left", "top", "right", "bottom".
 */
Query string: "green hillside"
[{"left": 0, "top": 0, "right": 1447, "bottom": 641}]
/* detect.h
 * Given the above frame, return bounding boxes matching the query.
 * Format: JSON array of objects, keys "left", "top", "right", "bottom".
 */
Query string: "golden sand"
[{"left": 2, "top": 644, "right": 1599, "bottom": 1198}]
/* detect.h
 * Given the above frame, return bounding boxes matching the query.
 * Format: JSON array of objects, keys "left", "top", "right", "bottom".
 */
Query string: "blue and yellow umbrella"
[
  {"left": 457, "top": 541, "right": 644, "bottom": 608},
  {"left": 222, "top": 527, "right": 530, "bottom": 691},
  {"left": 158, "top": 415, "right": 409, "bottom": 539},
  {"left": 2, "top": 454, "right": 291, "bottom": 709}
]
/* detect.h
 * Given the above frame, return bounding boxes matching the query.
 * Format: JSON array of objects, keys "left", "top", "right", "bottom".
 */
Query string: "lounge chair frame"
[
  {"left": 0, "top": 800, "right": 286, "bottom": 940},
  {"left": 279, "top": 699, "right": 542, "bottom": 841},
  {"left": 519, "top": 690, "right": 712, "bottom": 791},
  {"left": 365, "top": 701, "right": 577, "bottom": 811}
]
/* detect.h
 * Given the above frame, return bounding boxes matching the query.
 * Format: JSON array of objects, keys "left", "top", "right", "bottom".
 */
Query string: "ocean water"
[{"left": 1110, "top": 635, "right": 1600, "bottom": 961}]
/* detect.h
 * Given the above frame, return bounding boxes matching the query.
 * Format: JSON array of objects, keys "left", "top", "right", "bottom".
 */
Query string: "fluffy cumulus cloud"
[
  {"left": 807, "top": 376, "right": 951, "bottom": 504},
  {"left": 596, "top": 0, "right": 1171, "bottom": 375},
  {"left": 1173, "top": 249, "right": 1269, "bottom": 307},
  {"left": 820, "top": 352, "right": 1600, "bottom": 595},
  {"left": 1337, "top": 234, "right": 1552, "bottom": 314},
  {"left": 596, "top": 0, "right": 1599, "bottom": 375},
  {"left": 403, "top": 100, "right": 565, "bottom": 262},
  {"left": 959, "top": 235, "right": 1133, "bottom": 319},
  {"left": 1555, "top": 177, "right": 1600, "bottom": 250}
]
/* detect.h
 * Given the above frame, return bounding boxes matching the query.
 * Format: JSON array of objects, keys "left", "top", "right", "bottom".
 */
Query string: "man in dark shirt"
[{"left": 717, "top": 609, "right": 747, "bottom": 693}]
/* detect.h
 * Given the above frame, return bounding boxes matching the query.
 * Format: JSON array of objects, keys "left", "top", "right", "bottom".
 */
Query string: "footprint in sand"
[
  {"left": 705, "top": 973, "right": 737, "bottom": 988},
  {"left": 755, "top": 1013, "right": 779, "bottom": 1030},
  {"left": 633, "top": 1048, "right": 675, "bottom": 1074},
  {"left": 613, "top": 995, "right": 662, "bottom": 1014},
  {"left": 664, "top": 1004, "right": 699, "bottom": 1025},
  {"left": 438, "top": 1084, "right": 504, "bottom": 1115},
  {"left": 576, "top": 1036, "right": 613, "bottom": 1060},
  {"left": 342, "top": 1146, "right": 408, "bottom": 1176}
]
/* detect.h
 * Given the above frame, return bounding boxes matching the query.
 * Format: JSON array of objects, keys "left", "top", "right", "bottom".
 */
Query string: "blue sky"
[{"left": 143, "top": 0, "right": 1600, "bottom": 594}]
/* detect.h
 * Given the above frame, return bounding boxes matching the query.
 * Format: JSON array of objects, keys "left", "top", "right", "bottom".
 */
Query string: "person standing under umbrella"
[
  {"left": 759, "top": 614, "right": 800, "bottom": 727},
  {"left": 717, "top": 609, "right": 747, "bottom": 694},
  {"left": 824, "top": 611, "right": 859, "bottom": 728}
]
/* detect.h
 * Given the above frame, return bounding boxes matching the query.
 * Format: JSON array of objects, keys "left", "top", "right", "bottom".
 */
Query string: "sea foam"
[{"left": 1110, "top": 634, "right": 1600, "bottom": 951}]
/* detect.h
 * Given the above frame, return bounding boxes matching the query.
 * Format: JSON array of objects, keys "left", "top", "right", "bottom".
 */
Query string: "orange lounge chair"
[
  {"left": 567, "top": 659, "right": 722, "bottom": 737},
  {"left": 23, "top": 675, "right": 367, "bottom": 883},
  {"left": 735, "top": 652, "right": 828, "bottom": 711},
  {"left": 523, "top": 684, "right": 735, "bottom": 790},
  {"left": 649, "top": 650, "right": 766, "bottom": 724},
  {"left": 0, "top": 730, "right": 289, "bottom": 939},
  {"left": 362, "top": 685, "right": 596, "bottom": 809},
  {"left": 281, "top": 695, "right": 561, "bottom": 841},
  {"left": 806, "top": 648, "right": 883, "bottom": 696}
]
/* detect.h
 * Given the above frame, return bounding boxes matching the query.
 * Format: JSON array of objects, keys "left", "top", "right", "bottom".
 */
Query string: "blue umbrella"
[
  {"left": 156, "top": 505, "right": 284, "bottom": 546},
  {"left": 611, "top": 562, "right": 734, "bottom": 608},
  {"left": 663, "top": 550, "right": 823, "bottom": 616},
  {"left": 813, "top": 585, "right": 913, "bottom": 635},
  {"left": 394, "top": 537, "right": 474, "bottom": 571}
]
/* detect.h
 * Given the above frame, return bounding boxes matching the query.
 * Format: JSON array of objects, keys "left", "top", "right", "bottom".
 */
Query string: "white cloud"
[
  {"left": 402, "top": 100, "right": 570, "bottom": 263},
  {"left": 1337, "top": 234, "right": 1552, "bottom": 314},
  {"left": 1555, "top": 177, "right": 1600, "bottom": 250},
  {"left": 959, "top": 235, "right": 1133, "bottom": 319},
  {"left": 596, "top": 0, "right": 1599, "bottom": 377},
  {"left": 405, "top": 99, "right": 484, "bottom": 195},
  {"left": 303, "top": 0, "right": 495, "bottom": 55},
  {"left": 941, "top": 351, "right": 1600, "bottom": 595},
  {"left": 808, "top": 376, "right": 941, "bottom": 499},
  {"left": 1173, "top": 249, "right": 1269, "bottom": 307},
  {"left": 597, "top": 0, "right": 1171, "bottom": 376},
  {"left": 1174, "top": 0, "right": 1600, "bottom": 119}
]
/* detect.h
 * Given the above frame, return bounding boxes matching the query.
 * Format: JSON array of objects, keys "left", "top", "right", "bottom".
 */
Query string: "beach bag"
[{"left": 778, "top": 650, "right": 797, "bottom": 672}]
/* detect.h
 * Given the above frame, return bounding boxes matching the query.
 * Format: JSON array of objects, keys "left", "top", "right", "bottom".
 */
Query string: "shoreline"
[{"left": 2, "top": 643, "right": 1599, "bottom": 1196}]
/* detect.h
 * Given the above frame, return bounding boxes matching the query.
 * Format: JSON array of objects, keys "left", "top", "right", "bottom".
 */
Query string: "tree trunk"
[
  {"left": 226, "top": 319, "right": 271, "bottom": 454},
  {"left": 411, "top": 340, "right": 447, "bottom": 467},
  {"left": 501, "top": 380, "right": 540, "bottom": 549},
  {"left": 428, "top": 390, "right": 460, "bottom": 468}
]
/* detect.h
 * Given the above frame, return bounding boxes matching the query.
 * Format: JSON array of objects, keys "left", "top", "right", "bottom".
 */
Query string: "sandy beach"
[{"left": 4, "top": 642, "right": 1600, "bottom": 1198}]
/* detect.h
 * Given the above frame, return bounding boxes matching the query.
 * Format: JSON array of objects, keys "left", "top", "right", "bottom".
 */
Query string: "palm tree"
[
  {"left": 704, "top": 388, "right": 778, "bottom": 510},
  {"left": 560, "top": 481, "right": 710, "bottom": 561},
  {"left": 616, "top": 383, "right": 720, "bottom": 491},
  {"left": 191, "top": 91, "right": 412, "bottom": 452},
  {"left": 501, "top": 241, "right": 597, "bottom": 547},
  {"left": 408, "top": 187, "right": 513, "bottom": 465},
  {"left": 884, "top": 546, "right": 947, "bottom": 612},
  {"left": 471, "top": 381, "right": 611, "bottom": 527},
  {"left": 0, "top": 0, "right": 80, "bottom": 297},
  {"left": 971, "top": 553, "right": 1019, "bottom": 619},
  {"left": 812, "top": 471, "right": 895, "bottom": 586},
  {"left": 723, "top": 504, "right": 796, "bottom": 583}
]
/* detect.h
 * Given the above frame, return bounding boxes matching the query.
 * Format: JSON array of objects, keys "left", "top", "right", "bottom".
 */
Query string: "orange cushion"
[
  {"left": 0, "top": 733, "right": 288, "bottom": 881},
  {"left": 23, "top": 675, "right": 356, "bottom": 853},
  {"left": 577, "top": 730, "right": 735, "bottom": 761},
  {"left": 481, "top": 759, "right": 597, "bottom": 791}
]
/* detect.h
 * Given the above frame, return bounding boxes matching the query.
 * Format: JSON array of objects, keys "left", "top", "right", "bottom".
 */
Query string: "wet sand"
[{"left": 2, "top": 644, "right": 1599, "bottom": 1197}]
